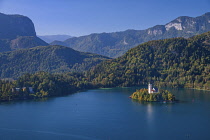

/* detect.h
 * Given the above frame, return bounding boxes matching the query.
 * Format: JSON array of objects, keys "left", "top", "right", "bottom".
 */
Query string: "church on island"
[{"left": 148, "top": 83, "right": 159, "bottom": 94}]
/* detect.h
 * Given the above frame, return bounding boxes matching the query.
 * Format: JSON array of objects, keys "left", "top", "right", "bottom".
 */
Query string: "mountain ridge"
[
  {"left": 51, "top": 12, "right": 210, "bottom": 58},
  {"left": 0, "top": 45, "right": 110, "bottom": 78}
]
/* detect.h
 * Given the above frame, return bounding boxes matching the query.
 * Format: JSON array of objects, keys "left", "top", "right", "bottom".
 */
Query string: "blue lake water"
[{"left": 0, "top": 87, "right": 210, "bottom": 140}]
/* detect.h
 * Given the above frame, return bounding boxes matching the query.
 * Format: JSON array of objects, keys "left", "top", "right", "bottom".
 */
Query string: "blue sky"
[{"left": 0, "top": 0, "right": 209, "bottom": 36}]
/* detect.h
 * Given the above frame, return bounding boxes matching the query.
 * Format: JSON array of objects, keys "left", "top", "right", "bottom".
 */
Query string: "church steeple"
[
  {"left": 148, "top": 83, "right": 158, "bottom": 94},
  {"left": 148, "top": 83, "right": 152, "bottom": 94}
]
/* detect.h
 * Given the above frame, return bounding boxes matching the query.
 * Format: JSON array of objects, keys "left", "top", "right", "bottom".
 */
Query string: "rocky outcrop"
[
  {"left": 0, "top": 13, "right": 36, "bottom": 39},
  {"left": 0, "top": 13, "right": 48, "bottom": 52}
]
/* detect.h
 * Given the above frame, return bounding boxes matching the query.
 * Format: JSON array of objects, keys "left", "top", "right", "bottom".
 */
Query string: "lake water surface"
[{"left": 0, "top": 87, "right": 210, "bottom": 140}]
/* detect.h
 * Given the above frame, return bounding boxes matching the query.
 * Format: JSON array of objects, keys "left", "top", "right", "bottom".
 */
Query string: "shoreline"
[{"left": 0, "top": 86, "right": 209, "bottom": 103}]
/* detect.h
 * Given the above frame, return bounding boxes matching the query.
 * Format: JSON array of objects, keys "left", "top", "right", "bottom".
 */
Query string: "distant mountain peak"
[
  {"left": 38, "top": 35, "right": 73, "bottom": 43},
  {"left": 51, "top": 12, "right": 210, "bottom": 58}
]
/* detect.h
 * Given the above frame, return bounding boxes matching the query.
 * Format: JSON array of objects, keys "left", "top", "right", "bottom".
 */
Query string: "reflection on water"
[{"left": 146, "top": 103, "right": 153, "bottom": 123}]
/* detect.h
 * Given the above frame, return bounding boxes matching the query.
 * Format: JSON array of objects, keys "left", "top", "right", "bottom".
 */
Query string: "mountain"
[
  {"left": 38, "top": 35, "right": 73, "bottom": 43},
  {"left": 0, "top": 45, "right": 110, "bottom": 78},
  {"left": 0, "top": 13, "right": 48, "bottom": 52},
  {"left": 51, "top": 12, "right": 210, "bottom": 58},
  {"left": 0, "top": 36, "right": 48, "bottom": 52},
  {"left": 1, "top": 33, "right": 209, "bottom": 102},
  {"left": 0, "top": 13, "right": 36, "bottom": 39},
  {"left": 85, "top": 31, "right": 210, "bottom": 90}
]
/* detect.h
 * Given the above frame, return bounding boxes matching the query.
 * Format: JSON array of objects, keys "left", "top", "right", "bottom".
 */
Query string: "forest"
[
  {"left": 0, "top": 45, "right": 110, "bottom": 78},
  {"left": 86, "top": 32, "right": 210, "bottom": 90},
  {"left": 0, "top": 71, "right": 95, "bottom": 101}
]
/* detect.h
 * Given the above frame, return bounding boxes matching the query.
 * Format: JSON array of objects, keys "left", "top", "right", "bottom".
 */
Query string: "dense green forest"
[
  {"left": 0, "top": 72, "right": 95, "bottom": 101},
  {"left": 130, "top": 88, "right": 176, "bottom": 102},
  {"left": 0, "top": 36, "right": 48, "bottom": 52},
  {"left": 0, "top": 45, "right": 110, "bottom": 78},
  {"left": 86, "top": 31, "right": 210, "bottom": 90}
]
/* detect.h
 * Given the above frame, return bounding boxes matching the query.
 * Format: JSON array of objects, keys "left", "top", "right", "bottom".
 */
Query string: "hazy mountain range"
[
  {"left": 38, "top": 35, "right": 73, "bottom": 43},
  {"left": 51, "top": 12, "right": 210, "bottom": 58}
]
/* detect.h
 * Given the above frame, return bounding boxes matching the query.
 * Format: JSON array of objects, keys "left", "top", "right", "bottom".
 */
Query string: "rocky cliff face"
[
  {"left": 0, "top": 13, "right": 36, "bottom": 39},
  {"left": 146, "top": 12, "right": 210, "bottom": 37},
  {"left": 0, "top": 13, "right": 48, "bottom": 52},
  {"left": 51, "top": 12, "right": 210, "bottom": 58}
]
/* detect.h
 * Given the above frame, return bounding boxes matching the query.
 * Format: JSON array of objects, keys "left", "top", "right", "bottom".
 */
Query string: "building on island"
[{"left": 148, "top": 83, "right": 159, "bottom": 94}]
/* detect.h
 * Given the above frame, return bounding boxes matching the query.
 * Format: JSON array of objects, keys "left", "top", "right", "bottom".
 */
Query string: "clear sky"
[{"left": 0, "top": 0, "right": 209, "bottom": 37}]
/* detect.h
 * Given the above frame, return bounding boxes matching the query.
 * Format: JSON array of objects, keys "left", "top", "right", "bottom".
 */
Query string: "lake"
[{"left": 0, "top": 87, "right": 210, "bottom": 140}]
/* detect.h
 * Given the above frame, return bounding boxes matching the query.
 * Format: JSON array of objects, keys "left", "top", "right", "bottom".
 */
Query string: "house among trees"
[
  {"left": 148, "top": 83, "right": 159, "bottom": 94},
  {"left": 11, "top": 87, "right": 34, "bottom": 93},
  {"left": 15, "top": 88, "right": 20, "bottom": 92}
]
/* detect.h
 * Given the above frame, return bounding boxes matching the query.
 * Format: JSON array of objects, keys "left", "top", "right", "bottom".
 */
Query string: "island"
[{"left": 130, "top": 84, "right": 177, "bottom": 102}]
